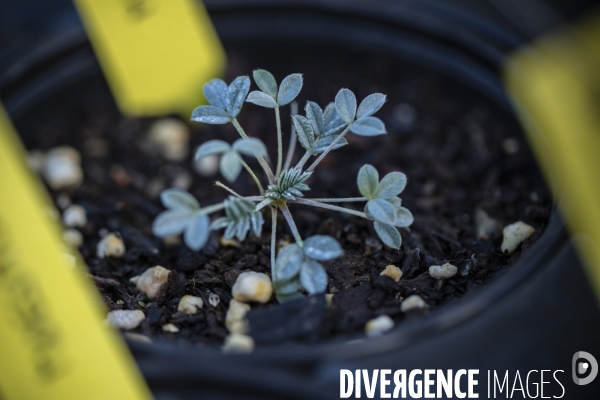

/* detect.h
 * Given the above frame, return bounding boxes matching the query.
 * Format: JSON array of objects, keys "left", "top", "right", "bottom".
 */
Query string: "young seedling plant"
[{"left": 153, "top": 70, "right": 413, "bottom": 302}]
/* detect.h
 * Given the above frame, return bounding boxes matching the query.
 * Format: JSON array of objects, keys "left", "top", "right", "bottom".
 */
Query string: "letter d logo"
[{"left": 572, "top": 351, "right": 598, "bottom": 385}]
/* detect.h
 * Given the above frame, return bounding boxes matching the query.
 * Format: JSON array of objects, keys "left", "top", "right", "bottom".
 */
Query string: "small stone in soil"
[
  {"left": 226, "top": 299, "right": 251, "bottom": 334},
  {"left": 222, "top": 333, "right": 254, "bottom": 354},
  {"left": 43, "top": 146, "right": 84, "bottom": 190},
  {"left": 124, "top": 333, "right": 152, "bottom": 344},
  {"left": 401, "top": 295, "right": 428, "bottom": 312},
  {"left": 177, "top": 295, "right": 204, "bottom": 314},
  {"left": 62, "top": 204, "right": 87, "bottom": 228},
  {"left": 148, "top": 118, "right": 190, "bottom": 162},
  {"left": 380, "top": 265, "right": 402, "bottom": 282},
  {"left": 365, "top": 315, "right": 395, "bottom": 337},
  {"left": 475, "top": 208, "right": 497, "bottom": 240},
  {"left": 501, "top": 221, "right": 535, "bottom": 255},
  {"left": 63, "top": 229, "right": 83, "bottom": 248},
  {"left": 429, "top": 263, "right": 458, "bottom": 279},
  {"left": 162, "top": 323, "right": 179, "bottom": 333},
  {"left": 96, "top": 232, "right": 126, "bottom": 258},
  {"left": 106, "top": 310, "right": 145, "bottom": 330},
  {"left": 130, "top": 266, "right": 171, "bottom": 299},
  {"left": 194, "top": 154, "right": 219, "bottom": 176},
  {"left": 232, "top": 271, "right": 273, "bottom": 304},
  {"left": 208, "top": 293, "right": 220, "bottom": 307}
]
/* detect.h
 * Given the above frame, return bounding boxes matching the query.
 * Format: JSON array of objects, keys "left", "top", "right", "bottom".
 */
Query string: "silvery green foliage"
[
  {"left": 191, "top": 76, "right": 251, "bottom": 124},
  {"left": 292, "top": 101, "right": 348, "bottom": 155},
  {"left": 194, "top": 138, "right": 267, "bottom": 182},
  {"left": 274, "top": 235, "right": 343, "bottom": 297},
  {"left": 357, "top": 164, "right": 413, "bottom": 249},
  {"left": 265, "top": 167, "right": 312, "bottom": 201},
  {"left": 210, "top": 196, "right": 264, "bottom": 241},
  {"left": 246, "top": 70, "right": 303, "bottom": 108},
  {"left": 335, "top": 89, "right": 387, "bottom": 136},
  {"left": 152, "top": 189, "right": 210, "bottom": 250}
]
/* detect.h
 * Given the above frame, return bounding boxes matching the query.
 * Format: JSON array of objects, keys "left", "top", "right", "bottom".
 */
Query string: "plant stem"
[
  {"left": 283, "top": 102, "right": 298, "bottom": 172},
  {"left": 241, "top": 160, "right": 264, "bottom": 195},
  {"left": 231, "top": 118, "right": 276, "bottom": 183},
  {"left": 306, "top": 125, "right": 351, "bottom": 173},
  {"left": 295, "top": 151, "right": 312, "bottom": 170},
  {"left": 304, "top": 197, "right": 368, "bottom": 203},
  {"left": 198, "top": 203, "right": 225, "bottom": 215},
  {"left": 215, "top": 181, "right": 242, "bottom": 197},
  {"left": 280, "top": 204, "right": 303, "bottom": 245},
  {"left": 270, "top": 207, "right": 277, "bottom": 281},
  {"left": 292, "top": 198, "right": 368, "bottom": 219},
  {"left": 275, "top": 107, "right": 283, "bottom": 178}
]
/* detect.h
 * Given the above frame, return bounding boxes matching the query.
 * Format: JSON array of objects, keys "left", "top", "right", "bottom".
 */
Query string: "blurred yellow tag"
[
  {"left": 73, "top": 0, "right": 226, "bottom": 116},
  {"left": 0, "top": 104, "right": 151, "bottom": 399},
  {"left": 505, "top": 12, "right": 600, "bottom": 301}
]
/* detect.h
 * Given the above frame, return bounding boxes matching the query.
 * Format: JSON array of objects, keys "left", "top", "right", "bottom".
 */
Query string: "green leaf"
[
  {"left": 251, "top": 211, "right": 264, "bottom": 237},
  {"left": 275, "top": 243, "right": 304, "bottom": 281},
  {"left": 335, "top": 88, "right": 357, "bottom": 124},
  {"left": 292, "top": 115, "right": 315, "bottom": 152},
  {"left": 160, "top": 189, "right": 200, "bottom": 211},
  {"left": 223, "top": 222, "right": 236, "bottom": 240},
  {"left": 219, "top": 150, "right": 242, "bottom": 182},
  {"left": 356, "top": 93, "right": 386, "bottom": 119},
  {"left": 274, "top": 276, "right": 302, "bottom": 294},
  {"left": 373, "top": 221, "right": 401, "bottom": 249},
  {"left": 350, "top": 116, "right": 386, "bottom": 136},
  {"left": 195, "top": 140, "right": 230, "bottom": 160},
  {"left": 366, "top": 198, "right": 397, "bottom": 225},
  {"left": 303, "top": 235, "right": 343, "bottom": 261},
  {"left": 357, "top": 164, "right": 379, "bottom": 199},
  {"left": 184, "top": 214, "right": 210, "bottom": 250},
  {"left": 210, "top": 217, "right": 229, "bottom": 230},
  {"left": 152, "top": 209, "right": 192, "bottom": 237},
  {"left": 312, "top": 135, "right": 348, "bottom": 154},
  {"left": 227, "top": 76, "right": 251, "bottom": 118},
  {"left": 203, "top": 79, "right": 228, "bottom": 109},
  {"left": 232, "top": 138, "right": 267, "bottom": 157},
  {"left": 246, "top": 91, "right": 278, "bottom": 108},
  {"left": 191, "top": 105, "right": 231, "bottom": 124},
  {"left": 376, "top": 172, "right": 407, "bottom": 198},
  {"left": 305, "top": 101, "right": 325, "bottom": 136},
  {"left": 235, "top": 217, "right": 251, "bottom": 240},
  {"left": 277, "top": 73, "right": 303, "bottom": 105},
  {"left": 394, "top": 207, "right": 414, "bottom": 228},
  {"left": 386, "top": 196, "right": 402, "bottom": 209},
  {"left": 299, "top": 260, "right": 328, "bottom": 295},
  {"left": 252, "top": 69, "right": 278, "bottom": 98}
]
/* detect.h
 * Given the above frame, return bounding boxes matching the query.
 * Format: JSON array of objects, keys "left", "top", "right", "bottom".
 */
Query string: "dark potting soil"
[{"left": 25, "top": 43, "right": 551, "bottom": 347}]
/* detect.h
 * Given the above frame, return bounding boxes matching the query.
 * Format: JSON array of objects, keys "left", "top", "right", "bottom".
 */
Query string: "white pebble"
[
  {"left": 56, "top": 194, "right": 72, "bottom": 210},
  {"left": 429, "top": 263, "right": 458, "bottom": 279},
  {"left": 172, "top": 171, "right": 193, "bottom": 190},
  {"left": 475, "top": 208, "right": 497, "bottom": 240},
  {"left": 162, "top": 323, "right": 179, "bottom": 333},
  {"left": 124, "top": 333, "right": 152, "bottom": 343},
  {"left": 232, "top": 271, "right": 273, "bottom": 304},
  {"left": 148, "top": 118, "right": 190, "bottom": 161},
  {"left": 222, "top": 333, "right": 254, "bottom": 354},
  {"left": 43, "top": 146, "right": 84, "bottom": 190},
  {"left": 365, "top": 315, "right": 395, "bottom": 337},
  {"left": 106, "top": 310, "right": 145, "bottom": 330},
  {"left": 326, "top": 293, "right": 334, "bottom": 308},
  {"left": 501, "top": 221, "right": 535, "bottom": 254},
  {"left": 208, "top": 293, "right": 220, "bottom": 307},
  {"left": 63, "top": 204, "right": 87, "bottom": 228},
  {"left": 194, "top": 154, "right": 219, "bottom": 176},
  {"left": 177, "top": 295, "right": 203, "bottom": 314},
  {"left": 96, "top": 232, "right": 126, "bottom": 258},
  {"left": 27, "top": 150, "right": 46, "bottom": 173},
  {"left": 225, "top": 299, "right": 250, "bottom": 334},
  {"left": 401, "top": 295, "right": 428, "bottom": 312},
  {"left": 219, "top": 237, "right": 241, "bottom": 248},
  {"left": 380, "top": 265, "right": 402, "bottom": 282},
  {"left": 130, "top": 266, "right": 171, "bottom": 299},
  {"left": 63, "top": 229, "right": 83, "bottom": 248}
]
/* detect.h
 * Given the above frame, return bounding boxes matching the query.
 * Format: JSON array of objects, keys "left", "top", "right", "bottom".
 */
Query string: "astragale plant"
[{"left": 153, "top": 70, "right": 413, "bottom": 302}]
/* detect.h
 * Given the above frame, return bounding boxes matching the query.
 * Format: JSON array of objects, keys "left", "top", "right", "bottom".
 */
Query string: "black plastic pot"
[{"left": 2, "top": 1, "right": 600, "bottom": 399}]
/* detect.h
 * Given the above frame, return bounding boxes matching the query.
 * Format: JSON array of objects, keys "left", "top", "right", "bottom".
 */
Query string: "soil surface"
[{"left": 22, "top": 43, "right": 551, "bottom": 348}]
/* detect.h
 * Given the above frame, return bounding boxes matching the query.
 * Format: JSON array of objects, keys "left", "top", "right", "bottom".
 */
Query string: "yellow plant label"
[
  {"left": 73, "top": 0, "right": 226, "bottom": 116},
  {"left": 0, "top": 104, "right": 152, "bottom": 399},
  {"left": 504, "top": 12, "right": 600, "bottom": 301}
]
